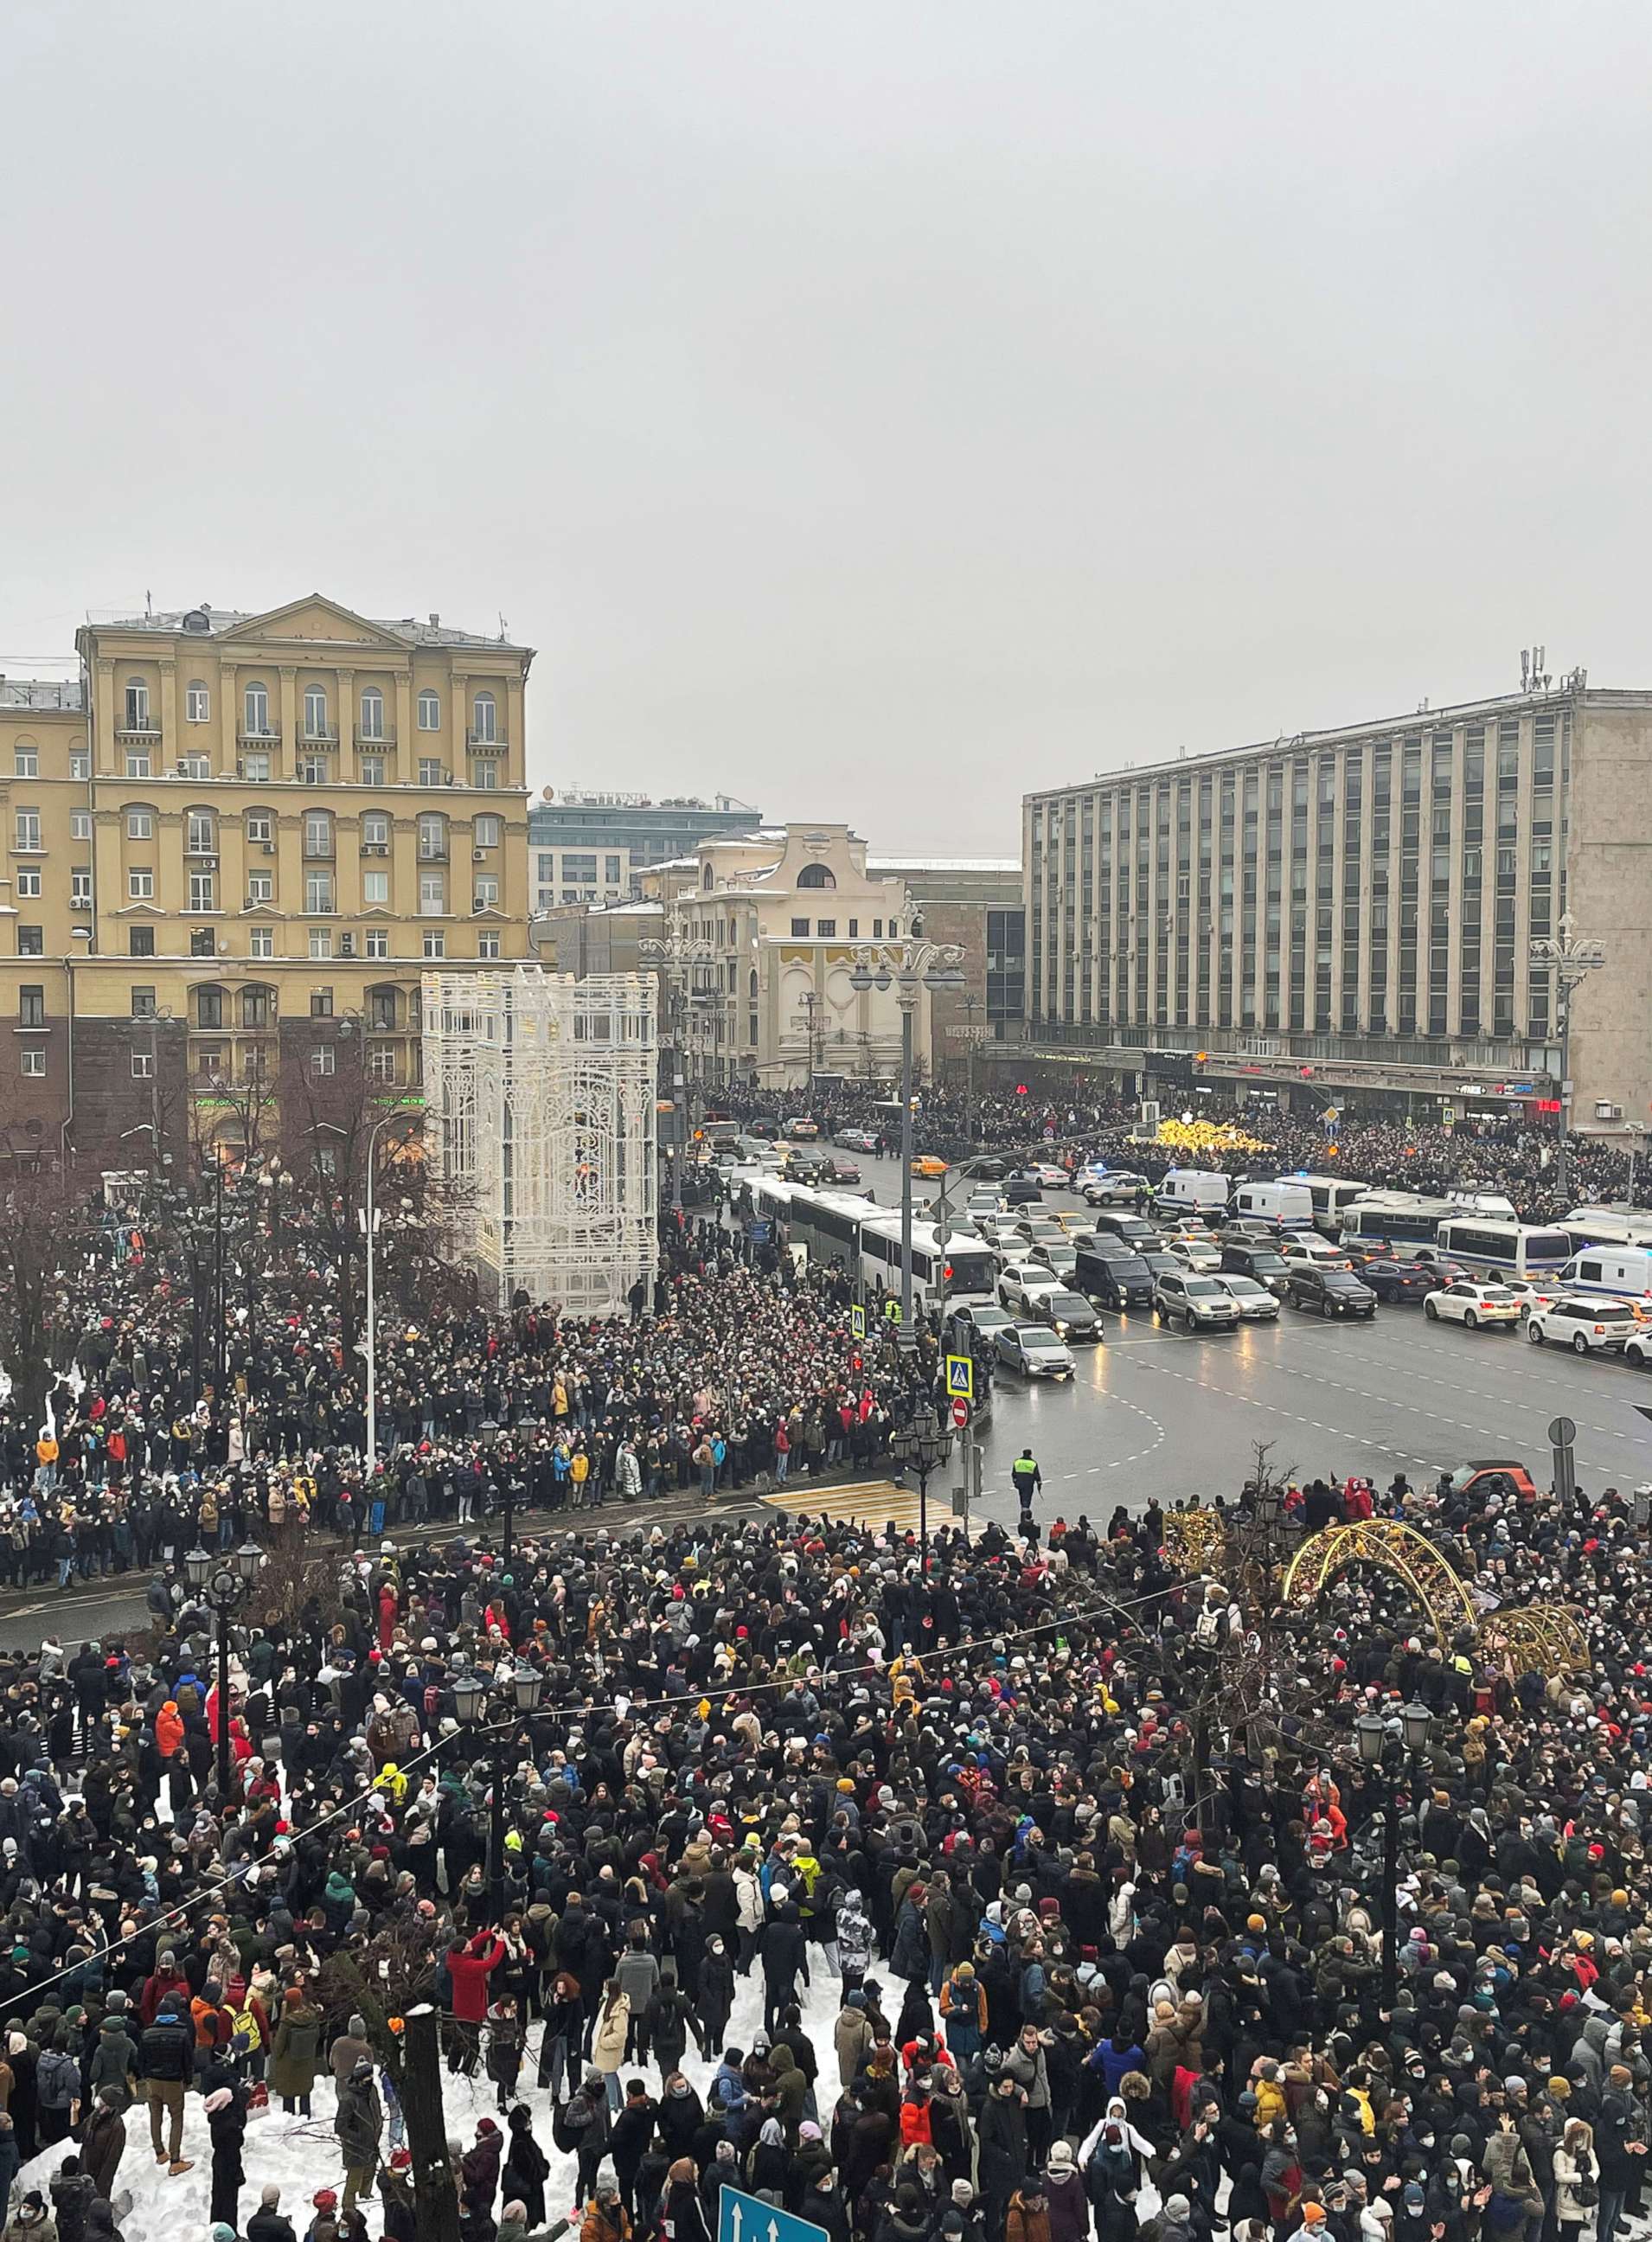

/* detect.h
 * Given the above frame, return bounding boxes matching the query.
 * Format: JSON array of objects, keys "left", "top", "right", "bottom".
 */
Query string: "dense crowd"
[{"left": 0, "top": 1443, "right": 1646, "bottom": 2242}]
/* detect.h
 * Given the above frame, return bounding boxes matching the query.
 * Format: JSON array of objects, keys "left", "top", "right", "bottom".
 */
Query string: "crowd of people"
[{"left": 0, "top": 1411, "right": 1641, "bottom": 2242}]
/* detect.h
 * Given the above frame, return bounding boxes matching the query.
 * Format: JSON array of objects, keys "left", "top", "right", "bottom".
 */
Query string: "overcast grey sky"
[{"left": 4, "top": 3, "right": 1649, "bottom": 849}]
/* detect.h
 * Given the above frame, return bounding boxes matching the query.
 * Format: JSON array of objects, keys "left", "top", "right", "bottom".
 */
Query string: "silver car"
[
  {"left": 1154, "top": 1272, "right": 1242, "bottom": 1330},
  {"left": 1212, "top": 1272, "right": 1281, "bottom": 1322},
  {"left": 995, "top": 1323, "right": 1076, "bottom": 1378}
]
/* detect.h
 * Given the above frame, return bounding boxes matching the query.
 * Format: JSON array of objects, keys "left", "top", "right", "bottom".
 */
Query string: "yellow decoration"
[{"left": 1154, "top": 1119, "right": 1266, "bottom": 1157}]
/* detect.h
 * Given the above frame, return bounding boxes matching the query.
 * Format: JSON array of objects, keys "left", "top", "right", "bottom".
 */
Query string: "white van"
[
  {"left": 1230, "top": 1180, "right": 1315, "bottom": 1230},
  {"left": 1563, "top": 1246, "right": 1652, "bottom": 1298},
  {"left": 1298, "top": 1174, "right": 1371, "bottom": 1239},
  {"left": 1157, "top": 1168, "right": 1232, "bottom": 1218}
]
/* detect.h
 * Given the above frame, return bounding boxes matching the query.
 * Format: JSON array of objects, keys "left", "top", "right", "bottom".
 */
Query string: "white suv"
[
  {"left": 1527, "top": 1295, "right": 1641, "bottom": 1355},
  {"left": 998, "top": 1261, "right": 1062, "bottom": 1313}
]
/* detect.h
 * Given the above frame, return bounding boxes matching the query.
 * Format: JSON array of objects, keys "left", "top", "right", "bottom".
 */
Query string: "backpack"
[
  {"left": 231, "top": 2007, "right": 263, "bottom": 2056},
  {"left": 1086, "top": 2131, "right": 1135, "bottom": 2199}
]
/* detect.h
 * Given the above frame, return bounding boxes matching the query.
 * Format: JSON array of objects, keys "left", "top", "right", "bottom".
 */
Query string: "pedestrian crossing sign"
[
  {"left": 850, "top": 1303, "right": 866, "bottom": 1339},
  {"left": 945, "top": 1354, "right": 973, "bottom": 1399}
]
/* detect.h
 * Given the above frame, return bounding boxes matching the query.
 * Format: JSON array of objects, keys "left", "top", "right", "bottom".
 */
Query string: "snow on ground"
[{"left": 22, "top": 1959, "right": 852, "bottom": 2241}]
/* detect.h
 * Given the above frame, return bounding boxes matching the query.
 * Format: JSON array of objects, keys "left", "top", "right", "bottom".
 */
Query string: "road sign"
[
  {"left": 932, "top": 1220, "right": 954, "bottom": 1247},
  {"left": 745, "top": 1220, "right": 771, "bottom": 1245},
  {"left": 719, "top": 2185, "right": 829, "bottom": 2242},
  {"left": 1548, "top": 1416, "right": 1578, "bottom": 1447},
  {"left": 849, "top": 1303, "right": 866, "bottom": 1339},
  {"left": 951, "top": 1398, "right": 969, "bottom": 1427},
  {"left": 945, "top": 1354, "right": 974, "bottom": 1399}
]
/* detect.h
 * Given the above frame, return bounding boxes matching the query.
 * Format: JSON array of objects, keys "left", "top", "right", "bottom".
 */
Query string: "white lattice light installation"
[{"left": 423, "top": 967, "right": 657, "bottom": 1316}]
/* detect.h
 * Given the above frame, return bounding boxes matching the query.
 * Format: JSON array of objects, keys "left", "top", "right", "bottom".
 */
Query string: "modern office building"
[
  {"left": 0, "top": 594, "right": 533, "bottom": 1169},
  {"left": 528, "top": 787, "right": 763, "bottom": 912},
  {"left": 1022, "top": 678, "right": 1652, "bottom": 1127}
]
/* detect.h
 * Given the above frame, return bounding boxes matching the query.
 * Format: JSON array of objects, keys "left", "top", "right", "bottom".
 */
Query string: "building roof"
[
  {"left": 0, "top": 678, "right": 83, "bottom": 710},
  {"left": 89, "top": 601, "right": 522, "bottom": 651}
]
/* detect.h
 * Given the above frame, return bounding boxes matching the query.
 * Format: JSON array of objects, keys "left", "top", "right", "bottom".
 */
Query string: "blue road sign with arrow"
[{"left": 719, "top": 2186, "right": 829, "bottom": 2242}]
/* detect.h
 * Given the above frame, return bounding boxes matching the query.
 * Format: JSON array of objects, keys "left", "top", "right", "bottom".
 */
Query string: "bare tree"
[
  {"left": 0, "top": 1169, "right": 96, "bottom": 1425},
  {"left": 323, "top": 1927, "right": 459, "bottom": 2242}
]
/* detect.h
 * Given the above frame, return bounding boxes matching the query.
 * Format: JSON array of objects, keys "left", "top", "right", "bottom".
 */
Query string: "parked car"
[
  {"left": 995, "top": 1323, "right": 1075, "bottom": 1379},
  {"left": 1526, "top": 1295, "right": 1640, "bottom": 1355},
  {"left": 998, "top": 1262, "right": 1063, "bottom": 1313},
  {"left": 1211, "top": 1272, "right": 1281, "bottom": 1321},
  {"left": 815, "top": 1156, "right": 862, "bottom": 1184},
  {"left": 1001, "top": 1175, "right": 1043, "bottom": 1206},
  {"left": 909, "top": 1154, "right": 948, "bottom": 1178},
  {"left": 1167, "top": 1236, "right": 1223, "bottom": 1274},
  {"left": 947, "top": 1302, "right": 1016, "bottom": 1344},
  {"left": 1283, "top": 1235, "right": 1354, "bottom": 1271},
  {"left": 782, "top": 1116, "right": 820, "bottom": 1141},
  {"left": 1075, "top": 1239, "right": 1156, "bottom": 1311},
  {"left": 1360, "top": 1258, "right": 1445, "bottom": 1304},
  {"left": 1154, "top": 1272, "right": 1242, "bottom": 1331},
  {"left": 1028, "top": 1287, "right": 1103, "bottom": 1342},
  {"left": 835, "top": 1128, "right": 880, "bottom": 1154},
  {"left": 1028, "top": 1162, "right": 1072, "bottom": 1188},
  {"left": 1424, "top": 1280, "right": 1523, "bottom": 1329},
  {"left": 1220, "top": 1242, "right": 1293, "bottom": 1297},
  {"left": 1286, "top": 1266, "right": 1376, "bottom": 1318},
  {"left": 958, "top": 1156, "right": 1010, "bottom": 1182},
  {"left": 1080, "top": 1169, "right": 1149, "bottom": 1207}
]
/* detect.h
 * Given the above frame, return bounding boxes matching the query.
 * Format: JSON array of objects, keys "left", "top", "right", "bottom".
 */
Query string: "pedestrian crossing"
[{"left": 761, "top": 1477, "right": 979, "bottom": 1537}]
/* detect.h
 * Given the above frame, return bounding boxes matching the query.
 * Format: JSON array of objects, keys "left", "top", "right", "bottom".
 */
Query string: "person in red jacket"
[{"left": 445, "top": 1931, "right": 506, "bottom": 2072}]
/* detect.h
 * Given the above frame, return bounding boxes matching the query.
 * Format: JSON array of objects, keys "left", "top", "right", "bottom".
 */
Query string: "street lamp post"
[
  {"left": 1357, "top": 1696, "right": 1431, "bottom": 2015},
  {"left": 479, "top": 1419, "right": 508, "bottom": 1566},
  {"left": 848, "top": 937, "right": 967, "bottom": 1329},
  {"left": 891, "top": 1402, "right": 954, "bottom": 1562},
  {"left": 1529, "top": 911, "right": 1607, "bottom": 1197},
  {"left": 183, "top": 1539, "right": 265, "bottom": 1803},
  {"left": 452, "top": 1662, "right": 546, "bottom": 1923}
]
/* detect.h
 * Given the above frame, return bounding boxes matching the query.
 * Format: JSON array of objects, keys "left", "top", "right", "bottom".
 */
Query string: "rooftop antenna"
[
  {"left": 498, "top": 612, "right": 509, "bottom": 642},
  {"left": 1521, "top": 649, "right": 1530, "bottom": 691},
  {"left": 145, "top": 589, "right": 152, "bottom": 618}
]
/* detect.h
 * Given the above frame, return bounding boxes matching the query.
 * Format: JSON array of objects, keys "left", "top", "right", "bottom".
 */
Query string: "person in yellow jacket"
[{"left": 570, "top": 1447, "right": 592, "bottom": 1507}]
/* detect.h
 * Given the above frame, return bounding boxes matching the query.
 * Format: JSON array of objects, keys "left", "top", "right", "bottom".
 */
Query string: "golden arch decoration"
[
  {"left": 1476, "top": 1602, "right": 1590, "bottom": 1677},
  {"left": 1282, "top": 1521, "right": 1478, "bottom": 1652},
  {"left": 1162, "top": 1509, "right": 1227, "bottom": 1573}
]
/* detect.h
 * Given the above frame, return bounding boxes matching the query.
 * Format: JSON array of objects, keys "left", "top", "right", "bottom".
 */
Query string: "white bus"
[
  {"left": 1431, "top": 1216, "right": 1573, "bottom": 1278},
  {"left": 1340, "top": 1192, "right": 1459, "bottom": 1253},
  {"left": 1559, "top": 1206, "right": 1652, "bottom": 1254},
  {"left": 1562, "top": 1246, "right": 1652, "bottom": 1298},
  {"left": 1297, "top": 1174, "right": 1371, "bottom": 1238},
  {"left": 745, "top": 1176, "right": 996, "bottom": 1308}
]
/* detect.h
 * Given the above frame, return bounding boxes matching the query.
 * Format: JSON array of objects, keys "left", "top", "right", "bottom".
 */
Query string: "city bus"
[
  {"left": 1431, "top": 1216, "right": 1573, "bottom": 1278},
  {"left": 1339, "top": 1192, "right": 1459, "bottom": 1253},
  {"left": 1297, "top": 1174, "right": 1371, "bottom": 1238},
  {"left": 1559, "top": 1206, "right": 1652, "bottom": 1254},
  {"left": 744, "top": 1177, "right": 996, "bottom": 1309}
]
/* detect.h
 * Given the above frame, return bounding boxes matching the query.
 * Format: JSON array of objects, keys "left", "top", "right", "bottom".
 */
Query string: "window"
[
  {"left": 20, "top": 1049, "right": 43, "bottom": 1079},
  {"left": 70, "top": 870, "right": 91, "bottom": 907},
  {"left": 359, "top": 686, "right": 385, "bottom": 740},
  {"left": 419, "top": 871, "right": 445, "bottom": 915},
  {"left": 304, "top": 871, "right": 334, "bottom": 913},
  {"left": 369, "top": 989, "right": 399, "bottom": 1029},
  {"left": 124, "top": 679, "right": 151, "bottom": 732},
  {"left": 131, "top": 985, "right": 157, "bottom": 1019},
  {"left": 303, "top": 684, "right": 330, "bottom": 738},
  {"left": 304, "top": 810, "right": 334, "bottom": 858},
  {"left": 15, "top": 871, "right": 39, "bottom": 900},
  {"left": 127, "top": 807, "right": 153, "bottom": 841},
  {"left": 417, "top": 689, "right": 440, "bottom": 730},
  {"left": 419, "top": 758, "right": 445, "bottom": 786},
  {"left": 310, "top": 987, "right": 334, "bottom": 1018},
  {"left": 816, "top": 919, "right": 836, "bottom": 937},
  {"left": 128, "top": 869, "right": 154, "bottom": 900},
  {"left": 473, "top": 876, "right": 499, "bottom": 909},
  {"left": 18, "top": 988, "right": 44, "bottom": 1028},
  {"left": 240, "top": 987, "right": 272, "bottom": 1027},
  {"left": 790, "top": 918, "right": 810, "bottom": 937},
  {"left": 240, "top": 751, "right": 271, "bottom": 783},
  {"left": 422, "top": 928, "right": 445, "bottom": 958},
  {"left": 246, "top": 811, "right": 272, "bottom": 844},
  {"left": 247, "top": 872, "right": 273, "bottom": 902},
  {"left": 128, "top": 928, "right": 154, "bottom": 957},
  {"left": 417, "top": 813, "right": 447, "bottom": 860},
  {"left": 477, "top": 930, "right": 501, "bottom": 959},
  {"left": 358, "top": 754, "right": 386, "bottom": 787},
  {"left": 196, "top": 988, "right": 223, "bottom": 1029},
  {"left": 69, "top": 749, "right": 89, "bottom": 780},
  {"left": 365, "top": 927, "right": 388, "bottom": 958},
  {"left": 797, "top": 863, "right": 836, "bottom": 889},
  {"left": 186, "top": 809, "right": 215, "bottom": 854},
  {"left": 70, "top": 810, "right": 91, "bottom": 840},
  {"left": 16, "top": 926, "right": 42, "bottom": 957},
  {"left": 243, "top": 682, "right": 271, "bottom": 735},
  {"left": 363, "top": 870, "right": 389, "bottom": 906},
  {"left": 125, "top": 750, "right": 150, "bottom": 778},
  {"left": 470, "top": 759, "right": 499, "bottom": 789},
  {"left": 605, "top": 855, "right": 621, "bottom": 884},
  {"left": 250, "top": 926, "right": 273, "bottom": 959},
  {"left": 12, "top": 747, "right": 36, "bottom": 778},
  {"left": 309, "top": 927, "right": 333, "bottom": 959},
  {"left": 471, "top": 689, "right": 496, "bottom": 743},
  {"left": 561, "top": 853, "right": 597, "bottom": 881},
  {"left": 13, "top": 810, "right": 41, "bottom": 851},
  {"left": 873, "top": 919, "right": 883, "bottom": 938},
  {"left": 310, "top": 1046, "right": 336, "bottom": 1077},
  {"left": 186, "top": 680, "right": 210, "bottom": 723},
  {"left": 189, "top": 871, "right": 215, "bottom": 912},
  {"left": 473, "top": 815, "right": 502, "bottom": 849},
  {"left": 362, "top": 810, "right": 391, "bottom": 850},
  {"left": 190, "top": 930, "right": 215, "bottom": 958},
  {"left": 368, "top": 1044, "right": 398, "bottom": 1082}
]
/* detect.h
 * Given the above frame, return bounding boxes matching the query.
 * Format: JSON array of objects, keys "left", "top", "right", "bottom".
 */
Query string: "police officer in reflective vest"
[{"left": 1011, "top": 1448, "right": 1041, "bottom": 1528}]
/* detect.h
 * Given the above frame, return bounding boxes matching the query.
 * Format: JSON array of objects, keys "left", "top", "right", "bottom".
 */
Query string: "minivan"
[
  {"left": 1230, "top": 1180, "right": 1315, "bottom": 1230},
  {"left": 1157, "top": 1168, "right": 1232, "bottom": 1218},
  {"left": 1563, "top": 1247, "right": 1652, "bottom": 1298},
  {"left": 1089, "top": 1209, "right": 1157, "bottom": 1250},
  {"left": 1075, "top": 1240, "right": 1155, "bottom": 1310}
]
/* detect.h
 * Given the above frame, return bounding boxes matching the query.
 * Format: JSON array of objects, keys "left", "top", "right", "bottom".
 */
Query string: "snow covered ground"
[{"left": 23, "top": 1959, "right": 853, "bottom": 2241}]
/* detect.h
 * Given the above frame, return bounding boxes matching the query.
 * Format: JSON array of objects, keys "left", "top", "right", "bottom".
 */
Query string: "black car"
[
  {"left": 746, "top": 1118, "right": 779, "bottom": 1139},
  {"left": 1028, "top": 1287, "right": 1104, "bottom": 1342},
  {"left": 1286, "top": 1265, "right": 1376, "bottom": 1318},
  {"left": 960, "top": 1156, "right": 1010, "bottom": 1182},
  {"left": 1001, "top": 1175, "right": 1043, "bottom": 1206},
  {"left": 1075, "top": 1240, "right": 1155, "bottom": 1310},
  {"left": 1360, "top": 1257, "right": 1444, "bottom": 1304},
  {"left": 1088, "top": 1210, "right": 1157, "bottom": 1251},
  {"left": 1220, "top": 1242, "right": 1293, "bottom": 1297}
]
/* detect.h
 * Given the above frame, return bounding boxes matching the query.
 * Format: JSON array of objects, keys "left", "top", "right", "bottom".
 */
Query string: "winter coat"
[
  {"left": 592, "top": 1994, "right": 631, "bottom": 2076},
  {"left": 335, "top": 2073, "right": 384, "bottom": 2168},
  {"left": 836, "top": 2008, "right": 875, "bottom": 2087},
  {"left": 268, "top": 2004, "right": 323, "bottom": 2099},
  {"left": 81, "top": 2104, "right": 127, "bottom": 2200},
  {"left": 1554, "top": 2141, "right": 1598, "bottom": 2226}
]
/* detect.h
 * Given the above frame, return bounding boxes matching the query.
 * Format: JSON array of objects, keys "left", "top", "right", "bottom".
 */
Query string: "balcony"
[
  {"left": 355, "top": 728, "right": 396, "bottom": 749},
  {"left": 466, "top": 730, "right": 505, "bottom": 751},
  {"left": 298, "top": 726, "right": 339, "bottom": 746},
  {"left": 115, "top": 721, "right": 161, "bottom": 744},
  {"left": 237, "top": 726, "right": 283, "bottom": 747}
]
